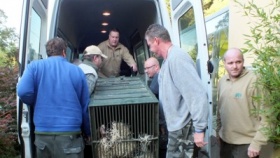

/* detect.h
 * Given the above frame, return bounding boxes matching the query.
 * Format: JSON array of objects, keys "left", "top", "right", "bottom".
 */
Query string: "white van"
[{"left": 18, "top": 0, "right": 212, "bottom": 157}]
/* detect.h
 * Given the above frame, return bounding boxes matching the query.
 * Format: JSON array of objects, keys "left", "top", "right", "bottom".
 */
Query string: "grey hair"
[{"left": 145, "top": 24, "right": 171, "bottom": 42}]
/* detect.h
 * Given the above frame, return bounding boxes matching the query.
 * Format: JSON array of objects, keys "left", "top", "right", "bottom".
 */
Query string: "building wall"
[{"left": 228, "top": 0, "right": 271, "bottom": 67}]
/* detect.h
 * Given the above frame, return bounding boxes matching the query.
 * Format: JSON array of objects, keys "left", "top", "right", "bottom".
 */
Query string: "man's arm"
[
  {"left": 79, "top": 71, "right": 91, "bottom": 137},
  {"left": 17, "top": 64, "right": 36, "bottom": 105},
  {"left": 248, "top": 86, "right": 269, "bottom": 156},
  {"left": 216, "top": 81, "right": 222, "bottom": 139},
  {"left": 173, "top": 59, "right": 208, "bottom": 131},
  {"left": 121, "top": 46, "right": 137, "bottom": 72},
  {"left": 171, "top": 53, "right": 208, "bottom": 146},
  {"left": 85, "top": 73, "right": 97, "bottom": 95}
]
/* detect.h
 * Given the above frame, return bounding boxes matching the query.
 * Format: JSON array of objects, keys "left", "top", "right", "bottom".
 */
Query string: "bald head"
[
  {"left": 144, "top": 57, "right": 160, "bottom": 78},
  {"left": 146, "top": 57, "right": 159, "bottom": 67},
  {"left": 223, "top": 48, "right": 244, "bottom": 80},
  {"left": 223, "top": 48, "right": 244, "bottom": 62}
]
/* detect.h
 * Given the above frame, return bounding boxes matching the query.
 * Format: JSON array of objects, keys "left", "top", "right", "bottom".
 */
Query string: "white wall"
[{"left": 228, "top": 0, "right": 274, "bottom": 67}]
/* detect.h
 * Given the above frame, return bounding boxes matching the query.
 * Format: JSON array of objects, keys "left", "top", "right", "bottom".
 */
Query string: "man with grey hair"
[
  {"left": 76, "top": 45, "right": 107, "bottom": 96},
  {"left": 145, "top": 24, "right": 209, "bottom": 157}
]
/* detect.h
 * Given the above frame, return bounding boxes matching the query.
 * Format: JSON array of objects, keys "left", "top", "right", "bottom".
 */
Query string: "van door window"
[
  {"left": 178, "top": 7, "right": 197, "bottom": 62},
  {"left": 135, "top": 44, "right": 145, "bottom": 75},
  {"left": 28, "top": 9, "right": 42, "bottom": 63},
  {"left": 65, "top": 47, "right": 72, "bottom": 62}
]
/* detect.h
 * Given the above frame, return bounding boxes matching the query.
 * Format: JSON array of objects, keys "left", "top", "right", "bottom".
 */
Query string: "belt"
[
  {"left": 59, "top": 134, "right": 81, "bottom": 139},
  {"left": 36, "top": 133, "right": 81, "bottom": 138}
]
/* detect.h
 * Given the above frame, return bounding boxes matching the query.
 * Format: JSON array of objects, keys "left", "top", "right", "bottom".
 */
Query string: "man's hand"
[
  {"left": 131, "top": 64, "right": 138, "bottom": 72},
  {"left": 216, "top": 134, "right": 221, "bottom": 146},
  {"left": 248, "top": 147, "right": 260, "bottom": 158},
  {"left": 194, "top": 132, "right": 207, "bottom": 148},
  {"left": 84, "top": 136, "right": 91, "bottom": 145},
  {"left": 160, "top": 125, "right": 166, "bottom": 135}
]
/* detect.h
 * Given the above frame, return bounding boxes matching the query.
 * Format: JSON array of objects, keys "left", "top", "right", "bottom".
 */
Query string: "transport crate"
[{"left": 89, "top": 77, "right": 159, "bottom": 158}]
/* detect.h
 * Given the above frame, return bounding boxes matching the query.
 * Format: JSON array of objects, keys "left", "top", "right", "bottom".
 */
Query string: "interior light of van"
[
  {"left": 101, "top": 30, "right": 107, "bottom": 33},
  {"left": 102, "top": 12, "right": 110, "bottom": 16},
  {"left": 102, "top": 22, "right": 108, "bottom": 26}
]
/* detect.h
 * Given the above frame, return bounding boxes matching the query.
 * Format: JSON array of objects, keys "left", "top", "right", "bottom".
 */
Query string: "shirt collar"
[
  {"left": 83, "top": 60, "right": 98, "bottom": 71},
  {"left": 106, "top": 40, "right": 121, "bottom": 50},
  {"left": 226, "top": 67, "right": 249, "bottom": 81}
]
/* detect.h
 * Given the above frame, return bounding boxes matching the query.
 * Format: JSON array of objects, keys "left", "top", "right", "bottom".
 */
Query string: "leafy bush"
[
  {"left": 236, "top": 0, "right": 280, "bottom": 147},
  {"left": 0, "top": 8, "right": 20, "bottom": 157},
  {"left": 0, "top": 66, "right": 20, "bottom": 157}
]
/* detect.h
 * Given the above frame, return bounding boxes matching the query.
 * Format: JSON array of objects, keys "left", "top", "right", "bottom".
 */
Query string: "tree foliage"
[
  {"left": 0, "top": 9, "right": 18, "bottom": 67},
  {"left": 0, "top": 9, "right": 20, "bottom": 157},
  {"left": 235, "top": 0, "right": 280, "bottom": 148},
  {"left": 0, "top": 10, "right": 17, "bottom": 52},
  {"left": 204, "top": 0, "right": 229, "bottom": 16},
  {"left": 0, "top": 66, "right": 19, "bottom": 157},
  {"left": 164, "top": 0, "right": 229, "bottom": 20}
]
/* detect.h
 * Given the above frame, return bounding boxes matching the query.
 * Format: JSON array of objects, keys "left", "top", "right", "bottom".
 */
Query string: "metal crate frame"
[{"left": 89, "top": 77, "right": 159, "bottom": 158}]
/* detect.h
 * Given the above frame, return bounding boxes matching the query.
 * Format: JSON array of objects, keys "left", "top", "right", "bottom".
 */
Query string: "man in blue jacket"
[{"left": 17, "top": 37, "right": 90, "bottom": 158}]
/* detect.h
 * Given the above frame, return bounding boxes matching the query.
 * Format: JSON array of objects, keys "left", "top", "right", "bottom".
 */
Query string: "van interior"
[
  {"left": 19, "top": 1, "right": 219, "bottom": 157},
  {"left": 19, "top": 1, "right": 167, "bottom": 157},
  {"left": 57, "top": 0, "right": 162, "bottom": 78}
]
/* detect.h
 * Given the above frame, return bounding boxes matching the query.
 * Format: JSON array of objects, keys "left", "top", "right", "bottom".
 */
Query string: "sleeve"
[
  {"left": 85, "top": 74, "right": 97, "bottom": 95},
  {"left": 216, "top": 81, "right": 222, "bottom": 137},
  {"left": 249, "top": 85, "right": 269, "bottom": 151},
  {"left": 171, "top": 55, "right": 209, "bottom": 132},
  {"left": 121, "top": 46, "right": 136, "bottom": 67},
  {"left": 17, "top": 63, "right": 36, "bottom": 106},
  {"left": 80, "top": 73, "right": 91, "bottom": 137},
  {"left": 149, "top": 75, "right": 159, "bottom": 96}
]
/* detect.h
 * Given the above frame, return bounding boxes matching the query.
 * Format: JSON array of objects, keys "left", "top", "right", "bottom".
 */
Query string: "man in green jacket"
[
  {"left": 98, "top": 28, "right": 137, "bottom": 77},
  {"left": 217, "top": 48, "right": 268, "bottom": 158}
]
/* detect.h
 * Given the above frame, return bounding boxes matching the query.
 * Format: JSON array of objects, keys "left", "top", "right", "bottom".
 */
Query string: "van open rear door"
[
  {"left": 168, "top": 0, "right": 213, "bottom": 157},
  {"left": 18, "top": 0, "right": 48, "bottom": 157}
]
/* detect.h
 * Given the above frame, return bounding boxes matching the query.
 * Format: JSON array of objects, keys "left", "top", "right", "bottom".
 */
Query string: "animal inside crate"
[{"left": 89, "top": 77, "right": 159, "bottom": 158}]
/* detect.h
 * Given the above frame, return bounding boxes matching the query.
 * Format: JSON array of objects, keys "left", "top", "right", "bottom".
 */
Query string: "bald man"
[
  {"left": 144, "top": 57, "right": 160, "bottom": 97},
  {"left": 217, "top": 48, "right": 268, "bottom": 158}
]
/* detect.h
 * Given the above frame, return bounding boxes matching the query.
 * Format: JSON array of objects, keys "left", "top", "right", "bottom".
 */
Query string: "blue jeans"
[{"left": 35, "top": 134, "right": 84, "bottom": 158}]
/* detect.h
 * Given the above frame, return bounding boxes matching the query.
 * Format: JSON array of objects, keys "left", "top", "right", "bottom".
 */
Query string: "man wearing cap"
[{"left": 78, "top": 45, "right": 107, "bottom": 96}]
